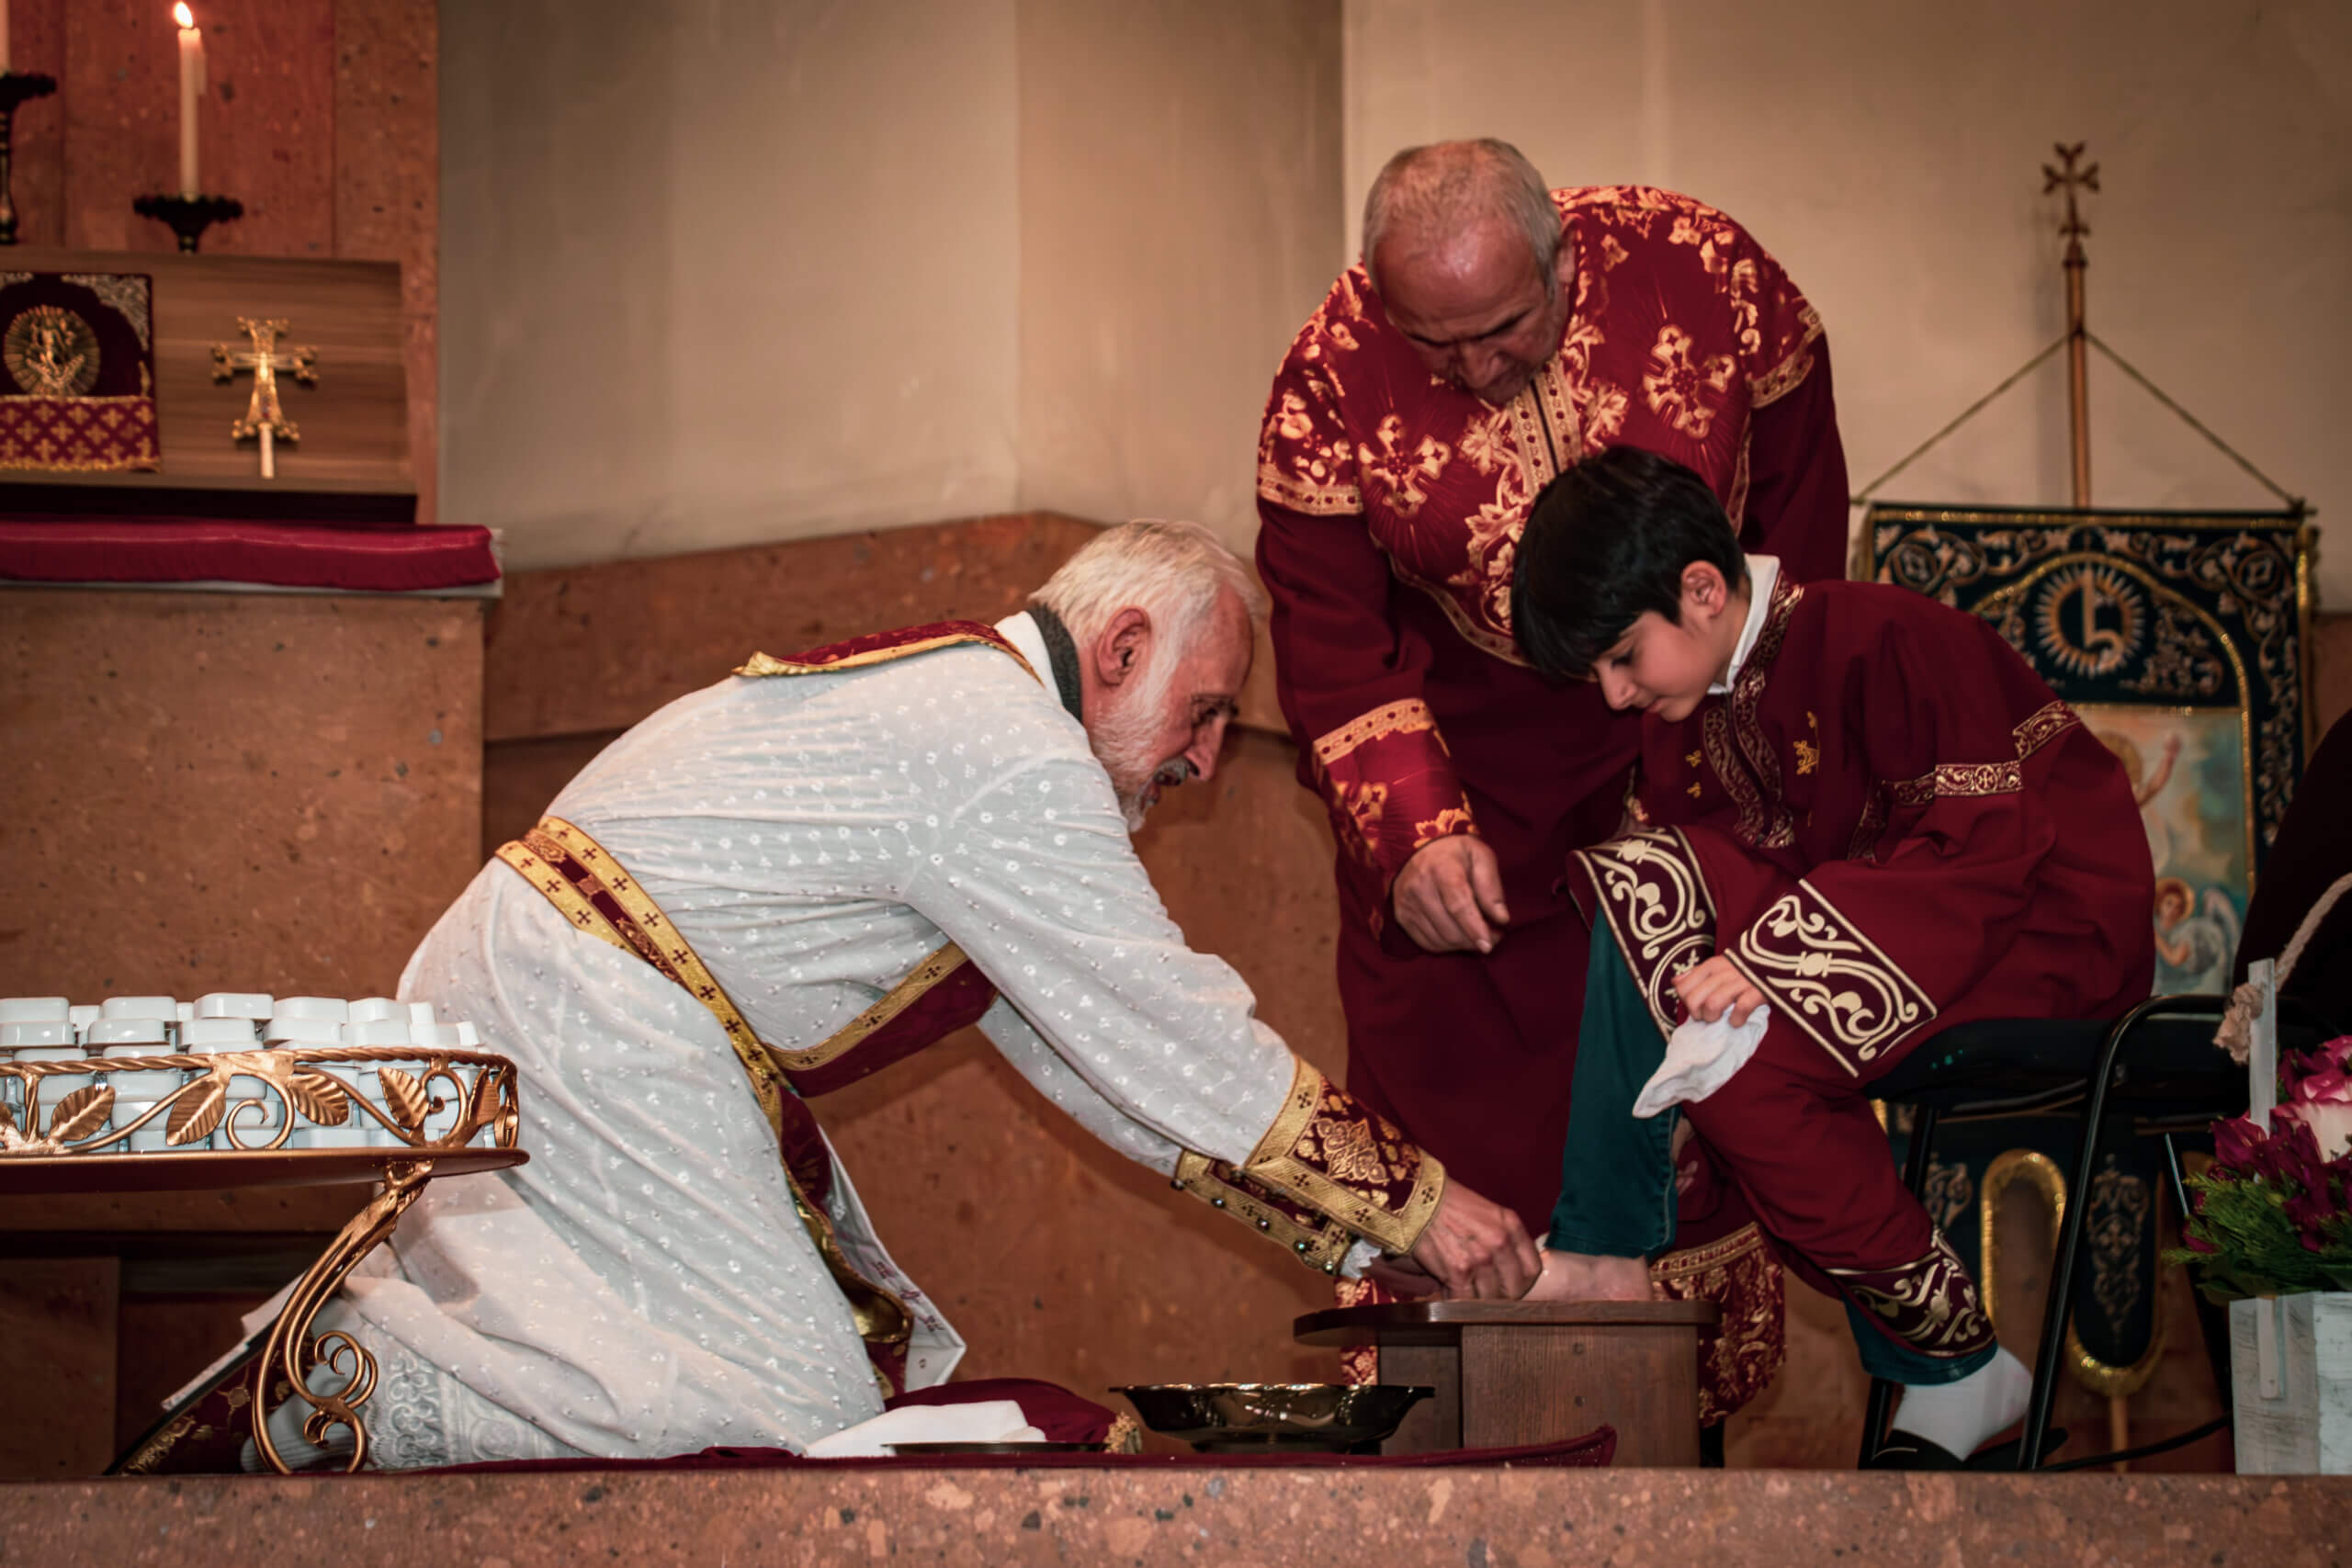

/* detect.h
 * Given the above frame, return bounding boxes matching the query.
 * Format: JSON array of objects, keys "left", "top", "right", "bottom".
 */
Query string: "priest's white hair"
[
  {"left": 1361, "top": 138, "right": 1560, "bottom": 296},
  {"left": 1029, "top": 518, "right": 1268, "bottom": 654}
]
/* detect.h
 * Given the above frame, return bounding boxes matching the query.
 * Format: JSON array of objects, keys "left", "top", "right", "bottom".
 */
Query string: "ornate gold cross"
[{"left": 210, "top": 316, "right": 318, "bottom": 479}]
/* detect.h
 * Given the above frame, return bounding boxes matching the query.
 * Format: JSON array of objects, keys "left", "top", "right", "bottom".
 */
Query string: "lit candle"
[{"left": 175, "top": 5, "right": 203, "bottom": 197}]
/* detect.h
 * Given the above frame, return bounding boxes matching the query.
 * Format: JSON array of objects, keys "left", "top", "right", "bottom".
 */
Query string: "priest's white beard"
[{"left": 1087, "top": 648, "right": 1193, "bottom": 833}]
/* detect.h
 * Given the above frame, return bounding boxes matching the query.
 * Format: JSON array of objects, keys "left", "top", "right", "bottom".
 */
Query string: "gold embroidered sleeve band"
[
  {"left": 1308, "top": 699, "right": 1477, "bottom": 907},
  {"left": 1170, "top": 1059, "right": 1445, "bottom": 1269},
  {"left": 1725, "top": 879, "right": 1938, "bottom": 1078}
]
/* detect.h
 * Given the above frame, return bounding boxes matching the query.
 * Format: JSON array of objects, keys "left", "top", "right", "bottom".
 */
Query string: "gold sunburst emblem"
[
  {"left": 2031, "top": 561, "right": 2143, "bottom": 679},
  {"left": 4, "top": 305, "right": 102, "bottom": 397}
]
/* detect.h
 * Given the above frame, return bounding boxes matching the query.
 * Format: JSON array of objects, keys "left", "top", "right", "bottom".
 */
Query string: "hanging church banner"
[
  {"left": 0, "top": 270, "right": 162, "bottom": 472},
  {"left": 1860, "top": 503, "right": 2316, "bottom": 997}
]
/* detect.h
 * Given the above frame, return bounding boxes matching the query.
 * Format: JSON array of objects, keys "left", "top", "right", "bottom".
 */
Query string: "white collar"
[
  {"left": 995, "top": 610, "right": 1050, "bottom": 679},
  {"left": 1707, "top": 555, "right": 1781, "bottom": 695}
]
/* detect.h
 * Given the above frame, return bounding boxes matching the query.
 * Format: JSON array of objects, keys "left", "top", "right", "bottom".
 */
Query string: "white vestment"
[{"left": 327, "top": 614, "right": 1322, "bottom": 1466}]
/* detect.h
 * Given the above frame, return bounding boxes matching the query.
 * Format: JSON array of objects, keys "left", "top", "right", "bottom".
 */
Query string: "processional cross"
[
  {"left": 2041, "top": 142, "right": 2099, "bottom": 506},
  {"left": 210, "top": 317, "right": 318, "bottom": 479}
]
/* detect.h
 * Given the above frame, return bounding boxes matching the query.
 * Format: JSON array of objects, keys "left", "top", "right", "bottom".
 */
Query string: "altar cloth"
[{"left": 0, "top": 517, "right": 498, "bottom": 592}]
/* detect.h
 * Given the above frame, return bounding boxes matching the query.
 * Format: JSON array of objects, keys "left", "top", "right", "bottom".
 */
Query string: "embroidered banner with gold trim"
[{"left": 0, "top": 271, "right": 159, "bottom": 472}]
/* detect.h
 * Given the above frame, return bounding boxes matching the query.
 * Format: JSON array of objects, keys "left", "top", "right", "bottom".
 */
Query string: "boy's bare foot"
[{"left": 1521, "top": 1248, "right": 1656, "bottom": 1302}]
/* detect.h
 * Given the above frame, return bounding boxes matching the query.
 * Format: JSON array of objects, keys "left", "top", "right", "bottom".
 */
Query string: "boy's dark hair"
[{"left": 1511, "top": 446, "right": 1747, "bottom": 678}]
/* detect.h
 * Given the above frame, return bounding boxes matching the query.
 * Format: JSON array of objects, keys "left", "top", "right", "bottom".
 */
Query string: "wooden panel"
[
  {"left": 3, "top": 246, "right": 407, "bottom": 485},
  {"left": 0, "top": 588, "right": 482, "bottom": 1001},
  {"left": 1376, "top": 1342, "right": 1460, "bottom": 1455},
  {"left": 1459, "top": 1322, "right": 1702, "bottom": 1465},
  {"left": 0, "top": 1258, "right": 119, "bottom": 1478}
]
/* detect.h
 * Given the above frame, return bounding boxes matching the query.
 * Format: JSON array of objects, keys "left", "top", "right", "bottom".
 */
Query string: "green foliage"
[{"left": 2165, "top": 1170, "right": 2352, "bottom": 1303}]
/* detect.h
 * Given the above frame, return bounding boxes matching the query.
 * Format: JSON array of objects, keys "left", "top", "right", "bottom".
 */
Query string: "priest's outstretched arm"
[{"left": 910, "top": 744, "right": 1537, "bottom": 1298}]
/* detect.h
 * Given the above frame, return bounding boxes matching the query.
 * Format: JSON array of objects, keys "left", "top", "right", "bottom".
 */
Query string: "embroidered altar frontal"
[{"left": 0, "top": 271, "right": 160, "bottom": 472}]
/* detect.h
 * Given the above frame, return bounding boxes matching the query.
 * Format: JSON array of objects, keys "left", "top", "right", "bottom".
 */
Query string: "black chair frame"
[{"left": 1856, "top": 992, "right": 2256, "bottom": 1472}]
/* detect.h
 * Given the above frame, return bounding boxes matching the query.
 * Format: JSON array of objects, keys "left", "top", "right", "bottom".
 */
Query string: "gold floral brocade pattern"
[
  {"left": 1255, "top": 185, "right": 1826, "bottom": 672},
  {"left": 1726, "top": 880, "right": 1936, "bottom": 1077},
  {"left": 1828, "top": 1228, "right": 1996, "bottom": 1360},
  {"left": 1651, "top": 1223, "right": 1786, "bottom": 1425},
  {"left": 1174, "top": 1058, "right": 1445, "bottom": 1263},
  {"left": 1311, "top": 699, "right": 1439, "bottom": 768}
]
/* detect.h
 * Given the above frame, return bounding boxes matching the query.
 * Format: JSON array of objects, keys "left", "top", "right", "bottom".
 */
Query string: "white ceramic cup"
[
  {"left": 0, "top": 998, "right": 69, "bottom": 1023},
  {"left": 101, "top": 996, "right": 177, "bottom": 1021},
  {"left": 0, "top": 1021, "right": 76, "bottom": 1049},
  {"left": 195, "top": 992, "right": 274, "bottom": 1020},
  {"left": 347, "top": 998, "right": 402, "bottom": 1025},
  {"left": 101, "top": 1042, "right": 184, "bottom": 1152},
  {"left": 272, "top": 997, "right": 349, "bottom": 1023}
]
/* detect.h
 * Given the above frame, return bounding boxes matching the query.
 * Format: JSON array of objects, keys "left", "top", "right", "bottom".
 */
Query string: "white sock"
[{"left": 1888, "top": 1345, "right": 2030, "bottom": 1459}]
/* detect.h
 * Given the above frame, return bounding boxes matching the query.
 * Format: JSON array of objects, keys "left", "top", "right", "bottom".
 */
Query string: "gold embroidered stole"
[{"left": 494, "top": 816, "right": 929, "bottom": 1387}]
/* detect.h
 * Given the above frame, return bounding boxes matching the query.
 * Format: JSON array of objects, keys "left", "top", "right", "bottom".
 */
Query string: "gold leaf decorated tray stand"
[{"left": 0, "top": 1046, "right": 525, "bottom": 1474}]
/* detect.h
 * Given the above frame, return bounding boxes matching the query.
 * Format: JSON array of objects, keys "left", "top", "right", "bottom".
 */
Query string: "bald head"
[
  {"left": 1360, "top": 140, "right": 1572, "bottom": 406},
  {"left": 1361, "top": 140, "right": 1560, "bottom": 297}
]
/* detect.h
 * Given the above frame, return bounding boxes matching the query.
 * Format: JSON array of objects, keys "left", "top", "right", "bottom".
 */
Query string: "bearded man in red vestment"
[{"left": 1255, "top": 139, "right": 1850, "bottom": 1412}]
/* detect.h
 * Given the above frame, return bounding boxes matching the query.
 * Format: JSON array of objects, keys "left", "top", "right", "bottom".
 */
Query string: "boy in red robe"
[{"left": 1509, "top": 446, "right": 2154, "bottom": 1467}]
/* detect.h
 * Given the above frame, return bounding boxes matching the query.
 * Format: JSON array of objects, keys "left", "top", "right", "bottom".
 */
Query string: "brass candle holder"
[
  {"left": 131, "top": 190, "right": 243, "bottom": 254},
  {"left": 0, "top": 71, "right": 57, "bottom": 247}
]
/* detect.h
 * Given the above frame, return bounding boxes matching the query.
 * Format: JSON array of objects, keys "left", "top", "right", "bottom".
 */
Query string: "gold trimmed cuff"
[{"left": 1235, "top": 1060, "right": 1446, "bottom": 1258}]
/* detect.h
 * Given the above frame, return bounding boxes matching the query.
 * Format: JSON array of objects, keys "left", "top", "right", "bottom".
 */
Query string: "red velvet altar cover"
[{"left": 0, "top": 517, "right": 498, "bottom": 592}]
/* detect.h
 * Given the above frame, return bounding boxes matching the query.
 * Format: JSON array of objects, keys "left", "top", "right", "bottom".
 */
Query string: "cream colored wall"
[
  {"left": 1014, "top": 0, "right": 1345, "bottom": 553},
  {"left": 1345, "top": 0, "right": 2349, "bottom": 605},
  {"left": 440, "top": 0, "right": 1023, "bottom": 571}
]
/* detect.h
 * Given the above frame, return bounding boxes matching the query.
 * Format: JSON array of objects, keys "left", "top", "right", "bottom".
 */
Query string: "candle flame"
[{"left": 174, "top": 4, "right": 195, "bottom": 28}]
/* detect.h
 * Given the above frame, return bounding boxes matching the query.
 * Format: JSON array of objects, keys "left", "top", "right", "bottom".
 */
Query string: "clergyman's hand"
[
  {"left": 1392, "top": 836, "right": 1510, "bottom": 954},
  {"left": 1407, "top": 1180, "right": 1540, "bottom": 1301}
]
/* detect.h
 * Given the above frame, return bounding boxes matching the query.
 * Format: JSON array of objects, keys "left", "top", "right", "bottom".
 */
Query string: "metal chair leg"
[
  {"left": 2161, "top": 1130, "right": 2235, "bottom": 1434},
  {"left": 1858, "top": 1102, "right": 1941, "bottom": 1466},
  {"left": 2020, "top": 998, "right": 2177, "bottom": 1469}
]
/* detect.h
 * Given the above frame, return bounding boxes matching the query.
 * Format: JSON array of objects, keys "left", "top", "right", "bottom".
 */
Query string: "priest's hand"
[
  {"left": 1407, "top": 1181, "right": 1540, "bottom": 1300},
  {"left": 1671, "top": 955, "right": 1764, "bottom": 1027},
  {"left": 1392, "top": 836, "right": 1510, "bottom": 954}
]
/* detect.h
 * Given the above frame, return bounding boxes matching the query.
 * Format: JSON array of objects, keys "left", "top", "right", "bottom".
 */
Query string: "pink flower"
[
  {"left": 2280, "top": 1100, "right": 2352, "bottom": 1162},
  {"left": 2212, "top": 1114, "right": 2267, "bottom": 1172}
]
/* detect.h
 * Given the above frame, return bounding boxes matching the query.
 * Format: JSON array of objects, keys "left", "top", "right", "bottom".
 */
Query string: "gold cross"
[
  {"left": 2041, "top": 141, "right": 2099, "bottom": 242},
  {"left": 209, "top": 317, "right": 318, "bottom": 479}
]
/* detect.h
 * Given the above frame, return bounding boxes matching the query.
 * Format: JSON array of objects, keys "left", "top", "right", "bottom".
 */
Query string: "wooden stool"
[{"left": 1295, "top": 1299, "right": 1719, "bottom": 1466}]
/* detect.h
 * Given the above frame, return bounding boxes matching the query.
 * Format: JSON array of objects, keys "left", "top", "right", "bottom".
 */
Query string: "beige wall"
[
  {"left": 1015, "top": 0, "right": 1344, "bottom": 552},
  {"left": 440, "top": 0, "right": 1023, "bottom": 570},
  {"left": 1345, "top": 0, "right": 2348, "bottom": 606},
  {"left": 444, "top": 0, "right": 1341, "bottom": 571}
]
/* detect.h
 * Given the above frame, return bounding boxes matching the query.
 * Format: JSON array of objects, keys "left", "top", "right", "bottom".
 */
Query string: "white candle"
[{"left": 175, "top": 5, "right": 203, "bottom": 197}]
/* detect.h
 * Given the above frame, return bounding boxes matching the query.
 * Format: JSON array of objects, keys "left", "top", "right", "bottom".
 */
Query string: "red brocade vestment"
[
  {"left": 1570, "top": 577, "right": 2154, "bottom": 1351},
  {"left": 1255, "top": 187, "right": 1850, "bottom": 1236}
]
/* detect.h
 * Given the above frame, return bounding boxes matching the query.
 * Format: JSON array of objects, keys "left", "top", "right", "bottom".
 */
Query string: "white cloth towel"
[
  {"left": 1632, "top": 1007, "right": 1771, "bottom": 1119},
  {"left": 804, "top": 1401, "right": 1042, "bottom": 1458}
]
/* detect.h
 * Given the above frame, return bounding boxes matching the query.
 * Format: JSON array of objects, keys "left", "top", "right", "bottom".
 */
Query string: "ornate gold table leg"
[{"left": 252, "top": 1158, "right": 435, "bottom": 1475}]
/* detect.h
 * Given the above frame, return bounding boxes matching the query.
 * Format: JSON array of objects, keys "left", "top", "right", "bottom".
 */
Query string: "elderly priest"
[{"left": 167, "top": 520, "right": 1538, "bottom": 1472}]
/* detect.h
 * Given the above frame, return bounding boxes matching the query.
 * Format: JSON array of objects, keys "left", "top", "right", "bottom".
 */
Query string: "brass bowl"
[{"left": 1113, "top": 1382, "right": 1431, "bottom": 1454}]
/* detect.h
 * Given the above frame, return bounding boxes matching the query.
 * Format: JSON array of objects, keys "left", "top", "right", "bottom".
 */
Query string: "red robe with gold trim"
[
  {"left": 1571, "top": 577, "right": 2154, "bottom": 1353},
  {"left": 1255, "top": 186, "right": 1849, "bottom": 1234}
]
